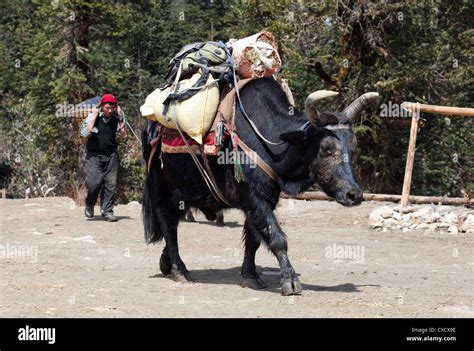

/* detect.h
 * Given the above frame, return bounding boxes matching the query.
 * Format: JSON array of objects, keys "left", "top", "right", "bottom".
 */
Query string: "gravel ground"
[{"left": 1, "top": 197, "right": 472, "bottom": 317}]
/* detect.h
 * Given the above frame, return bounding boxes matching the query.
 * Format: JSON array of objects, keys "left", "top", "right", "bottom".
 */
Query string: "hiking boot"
[
  {"left": 85, "top": 206, "right": 94, "bottom": 218},
  {"left": 103, "top": 212, "right": 118, "bottom": 222}
]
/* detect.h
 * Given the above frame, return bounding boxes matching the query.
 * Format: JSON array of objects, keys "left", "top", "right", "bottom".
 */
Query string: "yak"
[{"left": 141, "top": 77, "right": 378, "bottom": 295}]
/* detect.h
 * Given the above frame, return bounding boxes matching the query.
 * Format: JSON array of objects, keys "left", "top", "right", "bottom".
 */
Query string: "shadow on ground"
[{"left": 149, "top": 266, "right": 378, "bottom": 294}]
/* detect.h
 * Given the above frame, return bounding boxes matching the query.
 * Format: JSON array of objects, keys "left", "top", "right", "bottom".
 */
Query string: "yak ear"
[{"left": 279, "top": 130, "right": 307, "bottom": 144}]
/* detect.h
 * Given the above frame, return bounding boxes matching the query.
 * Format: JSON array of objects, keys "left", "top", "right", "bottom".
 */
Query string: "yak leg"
[
  {"left": 164, "top": 223, "right": 192, "bottom": 282},
  {"left": 246, "top": 207, "right": 302, "bottom": 296},
  {"left": 159, "top": 246, "right": 171, "bottom": 275},
  {"left": 185, "top": 209, "right": 195, "bottom": 222},
  {"left": 216, "top": 210, "right": 224, "bottom": 227},
  {"left": 240, "top": 217, "right": 267, "bottom": 289},
  {"left": 155, "top": 205, "right": 191, "bottom": 282}
]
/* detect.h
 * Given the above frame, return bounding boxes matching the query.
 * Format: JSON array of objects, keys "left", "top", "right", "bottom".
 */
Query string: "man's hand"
[
  {"left": 87, "top": 107, "right": 100, "bottom": 133},
  {"left": 116, "top": 105, "right": 124, "bottom": 121}
]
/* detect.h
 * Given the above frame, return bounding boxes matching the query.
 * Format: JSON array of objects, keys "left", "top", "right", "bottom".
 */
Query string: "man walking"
[{"left": 80, "top": 94, "right": 128, "bottom": 222}]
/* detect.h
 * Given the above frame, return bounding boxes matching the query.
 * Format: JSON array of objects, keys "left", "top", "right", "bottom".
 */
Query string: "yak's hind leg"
[
  {"left": 240, "top": 217, "right": 267, "bottom": 289},
  {"left": 143, "top": 168, "right": 191, "bottom": 281},
  {"left": 159, "top": 246, "right": 171, "bottom": 275}
]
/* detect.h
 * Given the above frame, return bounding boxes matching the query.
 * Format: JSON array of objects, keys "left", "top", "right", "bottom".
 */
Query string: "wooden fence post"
[{"left": 401, "top": 105, "right": 419, "bottom": 207}]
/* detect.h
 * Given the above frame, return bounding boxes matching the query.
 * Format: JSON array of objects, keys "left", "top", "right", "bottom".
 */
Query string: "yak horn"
[
  {"left": 305, "top": 90, "right": 339, "bottom": 125},
  {"left": 343, "top": 92, "right": 379, "bottom": 120}
]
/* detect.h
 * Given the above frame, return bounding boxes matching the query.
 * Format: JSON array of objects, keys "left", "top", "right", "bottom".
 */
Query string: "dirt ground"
[{"left": 1, "top": 196, "right": 472, "bottom": 318}]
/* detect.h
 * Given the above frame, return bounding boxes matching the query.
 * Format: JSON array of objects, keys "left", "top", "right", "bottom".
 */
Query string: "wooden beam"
[
  {"left": 401, "top": 102, "right": 474, "bottom": 116},
  {"left": 282, "top": 191, "right": 474, "bottom": 206}
]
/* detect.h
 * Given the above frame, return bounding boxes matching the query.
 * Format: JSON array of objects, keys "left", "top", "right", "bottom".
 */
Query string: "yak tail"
[{"left": 142, "top": 122, "right": 165, "bottom": 244}]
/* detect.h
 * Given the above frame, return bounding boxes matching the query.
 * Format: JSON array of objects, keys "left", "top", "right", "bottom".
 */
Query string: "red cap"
[{"left": 100, "top": 94, "right": 117, "bottom": 105}]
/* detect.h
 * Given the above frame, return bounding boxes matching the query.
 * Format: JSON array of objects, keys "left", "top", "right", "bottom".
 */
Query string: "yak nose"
[{"left": 346, "top": 188, "right": 363, "bottom": 205}]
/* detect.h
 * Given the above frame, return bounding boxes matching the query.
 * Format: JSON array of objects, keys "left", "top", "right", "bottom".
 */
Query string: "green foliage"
[{"left": 1, "top": 0, "right": 472, "bottom": 202}]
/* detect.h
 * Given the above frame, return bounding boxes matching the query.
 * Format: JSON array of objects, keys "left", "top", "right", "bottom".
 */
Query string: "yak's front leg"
[
  {"left": 246, "top": 207, "right": 302, "bottom": 296},
  {"left": 241, "top": 217, "right": 267, "bottom": 289}
]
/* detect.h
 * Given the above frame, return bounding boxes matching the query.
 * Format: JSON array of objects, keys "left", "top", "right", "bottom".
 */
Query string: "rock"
[
  {"left": 459, "top": 221, "right": 471, "bottom": 233},
  {"left": 393, "top": 212, "right": 402, "bottom": 221},
  {"left": 393, "top": 205, "right": 416, "bottom": 214},
  {"left": 416, "top": 223, "right": 430, "bottom": 230},
  {"left": 381, "top": 227, "right": 388, "bottom": 233},
  {"left": 464, "top": 214, "right": 474, "bottom": 225},
  {"left": 412, "top": 207, "right": 433, "bottom": 221},
  {"left": 409, "top": 223, "right": 418, "bottom": 230},
  {"left": 443, "top": 212, "right": 458, "bottom": 224},
  {"left": 436, "top": 222, "right": 450, "bottom": 228},
  {"left": 429, "top": 212, "right": 441, "bottom": 223},
  {"left": 402, "top": 213, "right": 413, "bottom": 222},
  {"left": 402, "top": 228, "right": 410, "bottom": 233},
  {"left": 447, "top": 226, "right": 458, "bottom": 235},
  {"left": 369, "top": 222, "right": 383, "bottom": 229},
  {"left": 369, "top": 206, "right": 394, "bottom": 222}
]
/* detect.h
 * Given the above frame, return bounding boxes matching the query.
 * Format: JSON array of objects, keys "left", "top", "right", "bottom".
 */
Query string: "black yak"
[{"left": 142, "top": 78, "right": 378, "bottom": 295}]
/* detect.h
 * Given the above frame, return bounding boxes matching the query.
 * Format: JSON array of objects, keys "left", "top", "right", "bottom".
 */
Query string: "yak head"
[{"left": 304, "top": 91, "right": 379, "bottom": 206}]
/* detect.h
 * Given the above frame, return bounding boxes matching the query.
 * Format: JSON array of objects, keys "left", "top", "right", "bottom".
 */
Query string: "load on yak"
[{"left": 140, "top": 32, "right": 379, "bottom": 295}]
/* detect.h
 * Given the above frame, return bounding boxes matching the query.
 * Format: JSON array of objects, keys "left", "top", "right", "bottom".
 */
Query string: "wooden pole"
[
  {"left": 400, "top": 107, "right": 420, "bottom": 207},
  {"left": 281, "top": 191, "right": 474, "bottom": 206}
]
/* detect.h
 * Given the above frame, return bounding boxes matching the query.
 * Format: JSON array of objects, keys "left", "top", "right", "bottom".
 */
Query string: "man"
[{"left": 80, "top": 94, "right": 128, "bottom": 222}]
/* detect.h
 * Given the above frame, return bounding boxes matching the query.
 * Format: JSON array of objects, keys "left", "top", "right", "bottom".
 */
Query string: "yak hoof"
[
  {"left": 241, "top": 277, "right": 267, "bottom": 290},
  {"left": 159, "top": 253, "right": 171, "bottom": 276},
  {"left": 171, "top": 266, "right": 192, "bottom": 283},
  {"left": 185, "top": 211, "right": 195, "bottom": 222},
  {"left": 280, "top": 277, "right": 303, "bottom": 296}
]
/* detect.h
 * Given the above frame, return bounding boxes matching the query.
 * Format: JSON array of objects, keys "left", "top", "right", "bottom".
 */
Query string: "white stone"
[
  {"left": 369, "top": 206, "right": 394, "bottom": 222},
  {"left": 416, "top": 223, "right": 430, "bottom": 230},
  {"left": 447, "top": 226, "right": 458, "bottom": 235},
  {"left": 394, "top": 205, "right": 416, "bottom": 214},
  {"left": 393, "top": 212, "right": 402, "bottom": 221},
  {"left": 429, "top": 212, "right": 441, "bottom": 223},
  {"left": 464, "top": 214, "right": 474, "bottom": 225},
  {"left": 369, "top": 222, "right": 383, "bottom": 229},
  {"left": 436, "top": 222, "right": 450, "bottom": 228},
  {"left": 412, "top": 207, "right": 433, "bottom": 221},
  {"left": 443, "top": 212, "right": 458, "bottom": 224}
]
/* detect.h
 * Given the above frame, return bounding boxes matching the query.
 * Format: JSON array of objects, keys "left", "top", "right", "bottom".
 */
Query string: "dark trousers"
[{"left": 85, "top": 152, "right": 119, "bottom": 214}]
